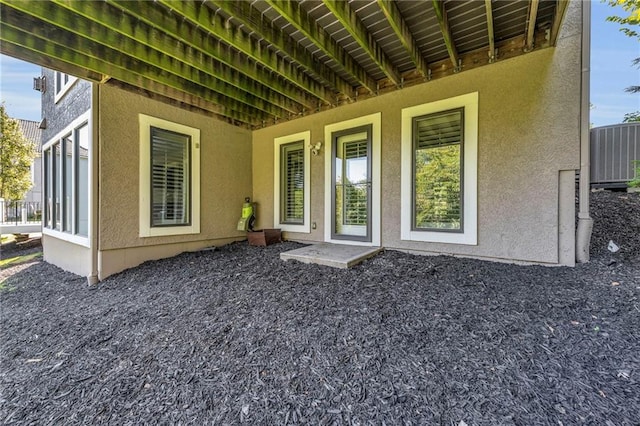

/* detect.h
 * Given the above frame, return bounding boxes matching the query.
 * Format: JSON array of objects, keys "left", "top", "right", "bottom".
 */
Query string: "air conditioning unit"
[{"left": 33, "top": 76, "right": 46, "bottom": 92}]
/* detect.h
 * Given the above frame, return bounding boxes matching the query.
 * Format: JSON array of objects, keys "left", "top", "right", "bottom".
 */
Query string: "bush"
[{"left": 630, "top": 160, "right": 640, "bottom": 188}]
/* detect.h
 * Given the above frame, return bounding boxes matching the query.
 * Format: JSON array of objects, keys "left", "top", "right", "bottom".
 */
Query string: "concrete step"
[{"left": 280, "top": 243, "right": 382, "bottom": 268}]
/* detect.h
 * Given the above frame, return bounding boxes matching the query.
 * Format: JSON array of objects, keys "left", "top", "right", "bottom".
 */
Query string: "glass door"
[{"left": 331, "top": 125, "right": 372, "bottom": 242}]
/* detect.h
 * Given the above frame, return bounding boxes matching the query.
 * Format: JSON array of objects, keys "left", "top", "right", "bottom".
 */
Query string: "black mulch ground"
[{"left": 1, "top": 191, "right": 639, "bottom": 425}]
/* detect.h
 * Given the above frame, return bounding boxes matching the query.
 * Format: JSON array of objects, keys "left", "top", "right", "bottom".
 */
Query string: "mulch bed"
[{"left": 1, "top": 191, "right": 639, "bottom": 425}]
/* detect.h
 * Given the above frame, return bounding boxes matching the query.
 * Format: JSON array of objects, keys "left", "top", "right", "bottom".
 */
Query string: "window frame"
[
  {"left": 401, "top": 92, "right": 478, "bottom": 245},
  {"left": 149, "top": 126, "right": 192, "bottom": 228},
  {"left": 42, "top": 110, "right": 91, "bottom": 247},
  {"left": 139, "top": 114, "right": 200, "bottom": 238},
  {"left": 330, "top": 125, "right": 373, "bottom": 242},
  {"left": 324, "top": 113, "right": 381, "bottom": 247},
  {"left": 411, "top": 107, "right": 465, "bottom": 233},
  {"left": 273, "top": 131, "right": 311, "bottom": 233},
  {"left": 54, "top": 71, "right": 78, "bottom": 104}
]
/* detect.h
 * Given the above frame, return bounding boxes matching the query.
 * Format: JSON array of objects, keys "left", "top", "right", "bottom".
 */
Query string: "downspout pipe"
[
  {"left": 87, "top": 83, "right": 100, "bottom": 285},
  {"left": 576, "top": 0, "right": 593, "bottom": 263}
]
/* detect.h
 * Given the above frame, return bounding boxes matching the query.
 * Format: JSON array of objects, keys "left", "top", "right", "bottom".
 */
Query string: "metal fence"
[
  {"left": 0, "top": 200, "right": 42, "bottom": 225},
  {"left": 590, "top": 123, "right": 640, "bottom": 188}
]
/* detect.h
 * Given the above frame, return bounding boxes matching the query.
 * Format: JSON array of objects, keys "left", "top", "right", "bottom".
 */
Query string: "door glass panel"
[{"left": 334, "top": 131, "right": 369, "bottom": 238}]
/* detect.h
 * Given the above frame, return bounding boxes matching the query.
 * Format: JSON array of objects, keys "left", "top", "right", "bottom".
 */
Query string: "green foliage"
[
  {"left": 629, "top": 160, "right": 640, "bottom": 187},
  {"left": 415, "top": 145, "right": 461, "bottom": 230},
  {"left": 606, "top": 1, "right": 640, "bottom": 108},
  {"left": 623, "top": 111, "right": 640, "bottom": 122},
  {"left": 606, "top": 0, "right": 640, "bottom": 39},
  {"left": 0, "top": 105, "right": 36, "bottom": 201}
]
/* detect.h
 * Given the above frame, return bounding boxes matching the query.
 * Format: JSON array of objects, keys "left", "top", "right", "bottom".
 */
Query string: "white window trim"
[
  {"left": 54, "top": 72, "right": 78, "bottom": 104},
  {"left": 324, "top": 112, "right": 381, "bottom": 247},
  {"left": 139, "top": 114, "right": 201, "bottom": 238},
  {"left": 273, "top": 131, "right": 311, "bottom": 233},
  {"left": 401, "top": 92, "right": 478, "bottom": 245},
  {"left": 42, "top": 110, "right": 92, "bottom": 248}
]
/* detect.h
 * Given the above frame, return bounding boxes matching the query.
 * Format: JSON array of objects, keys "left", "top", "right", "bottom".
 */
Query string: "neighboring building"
[
  {"left": 17, "top": 119, "right": 43, "bottom": 204},
  {"left": 25, "top": 1, "right": 590, "bottom": 282}
]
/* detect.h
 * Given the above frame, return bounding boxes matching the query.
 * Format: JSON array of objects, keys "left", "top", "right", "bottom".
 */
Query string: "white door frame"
[{"left": 324, "top": 112, "right": 381, "bottom": 247}]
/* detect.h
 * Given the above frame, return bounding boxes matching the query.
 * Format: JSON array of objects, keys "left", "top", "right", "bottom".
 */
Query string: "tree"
[
  {"left": 607, "top": 0, "right": 640, "bottom": 93},
  {"left": 0, "top": 104, "right": 36, "bottom": 201},
  {"left": 623, "top": 111, "right": 640, "bottom": 122}
]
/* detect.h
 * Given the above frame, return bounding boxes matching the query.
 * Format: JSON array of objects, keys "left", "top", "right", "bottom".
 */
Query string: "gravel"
[{"left": 1, "top": 190, "right": 639, "bottom": 425}]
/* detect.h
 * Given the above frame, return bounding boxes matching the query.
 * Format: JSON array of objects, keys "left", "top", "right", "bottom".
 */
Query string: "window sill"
[{"left": 42, "top": 227, "right": 90, "bottom": 248}]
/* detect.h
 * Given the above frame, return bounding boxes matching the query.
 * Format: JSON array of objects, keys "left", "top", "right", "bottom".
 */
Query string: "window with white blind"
[
  {"left": 139, "top": 115, "right": 200, "bottom": 237},
  {"left": 280, "top": 141, "right": 304, "bottom": 224},
  {"left": 274, "top": 131, "right": 310, "bottom": 233},
  {"left": 413, "top": 108, "right": 463, "bottom": 231},
  {"left": 401, "top": 93, "right": 478, "bottom": 245},
  {"left": 42, "top": 110, "right": 91, "bottom": 246},
  {"left": 151, "top": 127, "right": 190, "bottom": 227}
]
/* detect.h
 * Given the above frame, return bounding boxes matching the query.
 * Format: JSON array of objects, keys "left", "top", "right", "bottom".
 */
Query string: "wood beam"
[
  {"left": 376, "top": 0, "right": 429, "bottom": 78},
  {"left": 47, "top": 0, "right": 297, "bottom": 117},
  {"left": 209, "top": 0, "right": 353, "bottom": 100},
  {"left": 4, "top": 0, "right": 283, "bottom": 119},
  {"left": 108, "top": 0, "right": 316, "bottom": 110},
  {"left": 154, "top": 0, "right": 334, "bottom": 105},
  {"left": 550, "top": 0, "right": 569, "bottom": 46},
  {"left": 322, "top": 0, "right": 400, "bottom": 86},
  {"left": 525, "top": 0, "right": 540, "bottom": 52},
  {"left": 432, "top": 0, "right": 460, "bottom": 72},
  {"left": 265, "top": 0, "right": 377, "bottom": 94},
  {"left": 1, "top": 39, "right": 232, "bottom": 123},
  {"left": 485, "top": 0, "right": 496, "bottom": 63},
  {"left": 0, "top": 7, "right": 265, "bottom": 125},
  {"left": 0, "top": 39, "right": 243, "bottom": 124}
]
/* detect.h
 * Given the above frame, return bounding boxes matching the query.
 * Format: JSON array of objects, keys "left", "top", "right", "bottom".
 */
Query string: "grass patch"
[
  {"left": 0, "top": 251, "right": 42, "bottom": 269},
  {"left": 1, "top": 234, "right": 16, "bottom": 244},
  {"left": 0, "top": 279, "right": 16, "bottom": 293}
]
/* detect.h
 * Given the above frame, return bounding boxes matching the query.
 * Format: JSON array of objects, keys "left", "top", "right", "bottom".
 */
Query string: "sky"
[{"left": 0, "top": 2, "right": 638, "bottom": 126}]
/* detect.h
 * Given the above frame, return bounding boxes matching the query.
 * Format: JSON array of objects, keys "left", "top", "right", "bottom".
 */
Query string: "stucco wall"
[
  {"left": 97, "top": 84, "right": 252, "bottom": 278},
  {"left": 252, "top": 3, "right": 582, "bottom": 265}
]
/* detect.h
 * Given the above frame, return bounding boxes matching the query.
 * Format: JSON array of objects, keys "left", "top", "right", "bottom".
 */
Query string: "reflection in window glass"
[
  {"left": 280, "top": 141, "right": 304, "bottom": 224},
  {"left": 413, "top": 109, "right": 463, "bottom": 231},
  {"left": 42, "top": 116, "right": 90, "bottom": 239},
  {"left": 54, "top": 142, "right": 61, "bottom": 231},
  {"left": 150, "top": 127, "right": 190, "bottom": 227},
  {"left": 76, "top": 124, "right": 89, "bottom": 236},
  {"left": 63, "top": 136, "right": 73, "bottom": 232}
]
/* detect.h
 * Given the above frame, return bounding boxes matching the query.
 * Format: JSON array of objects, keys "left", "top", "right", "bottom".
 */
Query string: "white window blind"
[
  {"left": 414, "top": 109, "right": 463, "bottom": 231},
  {"left": 341, "top": 139, "right": 368, "bottom": 226},
  {"left": 280, "top": 141, "right": 304, "bottom": 224},
  {"left": 150, "top": 127, "right": 190, "bottom": 227}
]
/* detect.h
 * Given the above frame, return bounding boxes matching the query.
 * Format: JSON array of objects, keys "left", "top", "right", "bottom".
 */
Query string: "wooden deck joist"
[
  {"left": 485, "top": 0, "right": 496, "bottom": 63},
  {"left": 550, "top": 0, "right": 570, "bottom": 46},
  {"left": 0, "top": 10, "right": 264, "bottom": 125},
  {"left": 155, "top": 0, "right": 334, "bottom": 105},
  {"left": 265, "top": 0, "right": 378, "bottom": 94},
  {"left": 47, "top": 0, "right": 296, "bottom": 118},
  {"left": 377, "top": 0, "right": 429, "bottom": 79},
  {"left": 108, "top": 0, "right": 316, "bottom": 111},
  {"left": 525, "top": 0, "right": 541, "bottom": 52},
  {"left": 210, "top": 0, "right": 354, "bottom": 101},
  {"left": 322, "top": 0, "right": 401, "bottom": 86},
  {"left": 432, "top": 0, "right": 461, "bottom": 72}
]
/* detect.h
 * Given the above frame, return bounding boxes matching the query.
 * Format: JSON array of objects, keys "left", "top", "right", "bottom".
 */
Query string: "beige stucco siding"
[
  {"left": 97, "top": 85, "right": 252, "bottom": 277},
  {"left": 252, "top": 4, "right": 582, "bottom": 265}
]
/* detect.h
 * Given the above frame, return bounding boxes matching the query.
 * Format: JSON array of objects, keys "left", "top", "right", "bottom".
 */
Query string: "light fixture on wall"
[{"left": 310, "top": 141, "right": 322, "bottom": 156}]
